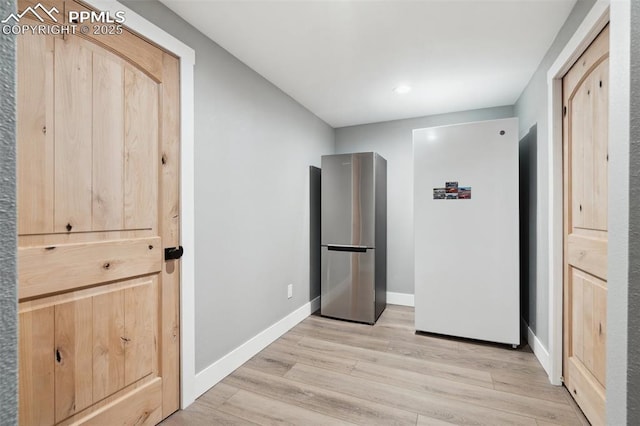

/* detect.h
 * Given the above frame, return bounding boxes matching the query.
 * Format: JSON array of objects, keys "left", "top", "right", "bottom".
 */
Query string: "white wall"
[
  {"left": 608, "top": 0, "right": 632, "bottom": 423},
  {"left": 335, "top": 106, "right": 514, "bottom": 295},
  {"left": 513, "top": 0, "right": 596, "bottom": 348},
  {"left": 120, "top": 0, "right": 335, "bottom": 374}
]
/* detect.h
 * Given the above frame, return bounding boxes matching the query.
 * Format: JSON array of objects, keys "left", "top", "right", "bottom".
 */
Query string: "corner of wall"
[
  {"left": 521, "top": 318, "right": 552, "bottom": 377},
  {"left": 193, "top": 297, "right": 320, "bottom": 399}
]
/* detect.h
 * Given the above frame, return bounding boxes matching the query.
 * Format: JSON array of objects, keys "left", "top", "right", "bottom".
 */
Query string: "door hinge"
[
  {"left": 165, "top": 246, "right": 184, "bottom": 261},
  {"left": 563, "top": 106, "right": 567, "bottom": 117}
]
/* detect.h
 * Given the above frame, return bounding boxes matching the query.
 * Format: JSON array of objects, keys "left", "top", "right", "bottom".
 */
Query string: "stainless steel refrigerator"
[{"left": 321, "top": 152, "right": 386, "bottom": 324}]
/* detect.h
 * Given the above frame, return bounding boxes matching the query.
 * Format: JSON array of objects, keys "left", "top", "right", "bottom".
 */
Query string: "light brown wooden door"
[
  {"left": 562, "top": 24, "right": 609, "bottom": 426},
  {"left": 16, "top": 1, "right": 181, "bottom": 424}
]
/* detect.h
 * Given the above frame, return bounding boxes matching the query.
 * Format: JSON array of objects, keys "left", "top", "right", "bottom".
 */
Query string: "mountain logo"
[{"left": 2, "top": 3, "right": 59, "bottom": 23}]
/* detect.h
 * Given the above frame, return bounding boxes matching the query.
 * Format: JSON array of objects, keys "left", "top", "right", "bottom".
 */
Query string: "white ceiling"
[{"left": 159, "top": 0, "right": 576, "bottom": 128}]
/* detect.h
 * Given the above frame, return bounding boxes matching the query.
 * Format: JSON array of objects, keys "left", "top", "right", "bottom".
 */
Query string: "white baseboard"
[
  {"left": 193, "top": 296, "right": 320, "bottom": 399},
  {"left": 386, "top": 292, "right": 415, "bottom": 307},
  {"left": 521, "top": 317, "right": 552, "bottom": 378}
]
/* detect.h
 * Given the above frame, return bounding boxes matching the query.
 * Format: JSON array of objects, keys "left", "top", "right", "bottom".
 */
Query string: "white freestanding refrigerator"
[{"left": 413, "top": 118, "right": 519, "bottom": 346}]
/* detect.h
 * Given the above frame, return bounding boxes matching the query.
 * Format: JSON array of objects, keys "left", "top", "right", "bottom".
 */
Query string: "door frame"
[
  {"left": 84, "top": 0, "right": 197, "bottom": 409},
  {"left": 546, "top": 1, "right": 629, "bottom": 409},
  {"left": 546, "top": 0, "right": 609, "bottom": 388}
]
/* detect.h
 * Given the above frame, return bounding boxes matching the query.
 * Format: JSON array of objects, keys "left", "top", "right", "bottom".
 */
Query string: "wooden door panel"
[
  {"left": 124, "top": 279, "right": 157, "bottom": 385},
  {"left": 569, "top": 267, "right": 607, "bottom": 387},
  {"left": 593, "top": 283, "right": 607, "bottom": 384},
  {"left": 567, "top": 233, "right": 607, "bottom": 279},
  {"left": 19, "top": 277, "right": 162, "bottom": 424},
  {"left": 18, "top": 237, "right": 161, "bottom": 299},
  {"left": 124, "top": 66, "right": 159, "bottom": 231},
  {"left": 19, "top": 307, "right": 55, "bottom": 426},
  {"left": 81, "top": 379, "right": 163, "bottom": 426},
  {"left": 93, "top": 289, "right": 125, "bottom": 402},
  {"left": 66, "top": 0, "right": 165, "bottom": 82},
  {"left": 54, "top": 298, "right": 93, "bottom": 422},
  {"left": 17, "top": 31, "right": 54, "bottom": 235},
  {"left": 54, "top": 36, "right": 93, "bottom": 234},
  {"left": 568, "top": 359, "right": 605, "bottom": 425},
  {"left": 570, "top": 60, "right": 609, "bottom": 232},
  {"left": 592, "top": 60, "right": 609, "bottom": 230},
  {"left": 21, "top": 29, "right": 162, "bottom": 237},
  {"left": 571, "top": 272, "right": 584, "bottom": 361},
  {"left": 92, "top": 52, "right": 125, "bottom": 231},
  {"left": 563, "top": 24, "right": 608, "bottom": 425},
  {"left": 570, "top": 76, "right": 589, "bottom": 229}
]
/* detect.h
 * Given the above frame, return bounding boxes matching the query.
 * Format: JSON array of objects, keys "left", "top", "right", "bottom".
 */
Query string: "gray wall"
[
  {"left": 121, "top": 0, "right": 335, "bottom": 372},
  {"left": 513, "top": 0, "right": 596, "bottom": 347},
  {"left": 0, "top": 0, "right": 17, "bottom": 423},
  {"left": 335, "top": 106, "right": 514, "bottom": 295},
  {"left": 626, "top": 1, "right": 639, "bottom": 422}
]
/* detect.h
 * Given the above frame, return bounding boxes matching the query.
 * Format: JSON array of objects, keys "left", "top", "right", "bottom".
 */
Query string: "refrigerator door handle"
[{"left": 326, "top": 245, "right": 369, "bottom": 253}]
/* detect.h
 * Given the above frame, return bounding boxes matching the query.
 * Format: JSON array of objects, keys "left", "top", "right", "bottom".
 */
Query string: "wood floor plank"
[
  {"left": 296, "top": 335, "right": 495, "bottom": 389},
  {"left": 311, "top": 314, "right": 462, "bottom": 352},
  {"left": 349, "top": 360, "right": 580, "bottom": 425},
  {"left": 265, "top": 340, "right": 357, "bottom": 374},
  {"left": 386, "top": 338, "right": 544, "bottom": 376},
  {"left": 417, "top": 414, "right": 461, "bottom": 426},
  {"left": 369, "top": 325, "right": 462, "bottom": 350},
  {"left": 218, "top": 389, "right": 358, "bottom": 425},
  {"left": 285, "top": 362, "right": 537, "bottom": 426},
  {"left": 244, "top": 350, "right": 295, "bottom": 376},
  {"left": 159, "top": 399, "right": 256, "bottom": 425},
  {"left": 491, "top": 365, "right": 555, "bottom": 386},
  {"left": 562, "top": 389, "right": 592, "bottom": 426},
  {"left": 196, "top": 382, "right": 240, "bottom": 408},
  {"left": 224, "top": 366, "right": 417, "bottom": 425},
  {"left": 492, "top": 371, "right": 571, "bottom": 403},
  {"left": 277, "top": 329, "right": 306, "bottom": 345},
  {"left": 293, "top": 321, "right": 391, "bottom": 351}
]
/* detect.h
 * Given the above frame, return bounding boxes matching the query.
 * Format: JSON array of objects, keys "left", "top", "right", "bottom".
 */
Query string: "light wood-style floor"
[{"left": 161, "top": 305, "right": 589, "bottom": 425}]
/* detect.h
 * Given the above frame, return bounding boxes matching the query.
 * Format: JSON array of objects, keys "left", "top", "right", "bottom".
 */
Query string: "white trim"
[
  {"left": 521, "top": 318, "right": 551, "bottom": 376},
  {"left": 194, "top": 297, "right": 321, "bottom": 398},
  {"left": 546, "top": 1, "right": 610, "bottom": 387},
  {"left": 83, "top": 0, "right": 197, "bottom": 409},
  {"left": 386, "top": 292, "right": 415, "bottom": 307},
  {"left": 605, "top": 2, "right": 630, "bottom": 422}
]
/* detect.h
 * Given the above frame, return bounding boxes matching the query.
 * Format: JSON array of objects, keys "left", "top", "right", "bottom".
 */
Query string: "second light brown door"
[{"left": 562, "top": 24, "right": 609, "bottom": 426}]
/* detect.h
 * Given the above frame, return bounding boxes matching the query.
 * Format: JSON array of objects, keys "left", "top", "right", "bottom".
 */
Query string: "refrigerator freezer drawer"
[{"left": 321, "top": 246, "right": 375, "bottom": 324}]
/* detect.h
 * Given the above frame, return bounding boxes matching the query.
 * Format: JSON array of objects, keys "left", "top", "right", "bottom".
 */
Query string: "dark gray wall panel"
[
  {"left": 627, "top": 0, "right": 640, "bottom": 422},
  {"left": 0, "top": 0, "right": 18, "bottom": 423}
]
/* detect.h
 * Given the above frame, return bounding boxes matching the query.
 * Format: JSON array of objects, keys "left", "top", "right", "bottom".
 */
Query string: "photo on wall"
[
  {"left": 446, "top": 192, "right": 458, "bottom": 200},
  {"left": 458, "top": 187, "right": 472, "bottom": 199},
  {"left": 433, "top": 188, "right": 446, "bottom": 199},
  {"left": 445, "top": 181, "right": 458, "bottom": 193}
]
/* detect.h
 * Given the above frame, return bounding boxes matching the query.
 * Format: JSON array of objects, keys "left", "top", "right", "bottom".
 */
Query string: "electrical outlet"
[{"left": 287, "top": 284, "right": 293, "bottom": 299}]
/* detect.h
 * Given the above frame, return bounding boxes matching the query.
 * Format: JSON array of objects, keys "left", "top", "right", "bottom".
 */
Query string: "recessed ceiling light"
[{"left": 393, "top": 85, "right": 411, "bottom": 94}]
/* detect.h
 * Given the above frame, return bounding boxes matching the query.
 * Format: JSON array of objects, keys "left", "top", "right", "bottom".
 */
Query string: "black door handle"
[{"left": 165, "top": 246, "right": 184, "bottom": 261}]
